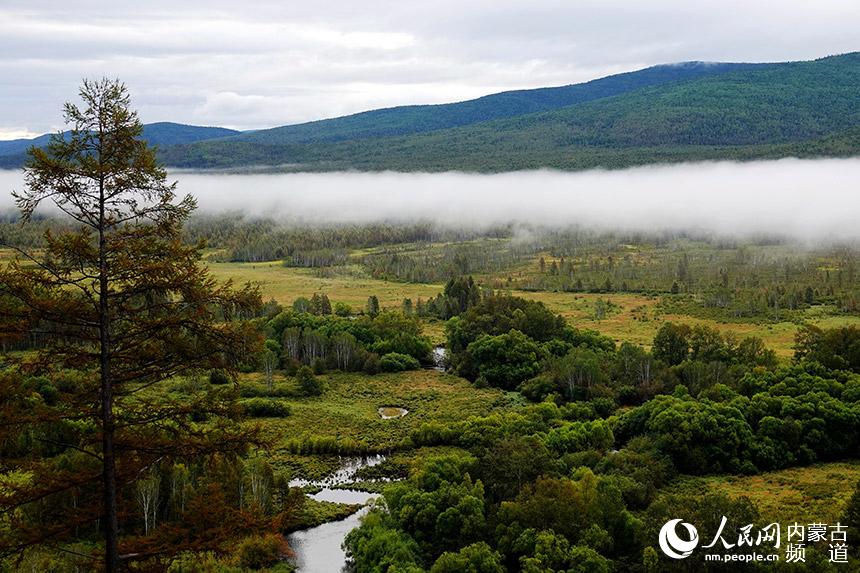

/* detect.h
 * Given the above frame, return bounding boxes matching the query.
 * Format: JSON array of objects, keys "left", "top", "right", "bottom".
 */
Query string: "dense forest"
[
  {"left": 3, "top": 79, "right": 860, "bottom": 573},
  {"left": 345, "top": 292, "right": 860, "bottom": 571},
  {"left": 5, "top": 204, "right": 860, "bottom": 570},
  {"left": 3, "top": 54, "right": 860, "bottom": 172},
  {"left": 154, "top": 53, "right": 860, "bottom": 171}
]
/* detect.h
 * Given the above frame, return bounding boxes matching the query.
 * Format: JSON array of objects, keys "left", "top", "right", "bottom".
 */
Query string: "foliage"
[
  {"left": 652, "top": 323, "right": 692, "bottom": 366},
  {"left": 296, "top": 366, "right": 323, "bottom": 397},
  {"left": 461, "top": 330, "right": 544, "bottom": 390},
  {"left": 241, "top": 398, "right": 292, "bottom": 418},
  {"left": 379, "top": 352, "right": 421, "bottom": 372},
  {"left": 234, "top": 534, "right": 289, "bottom": 570},
  {"left": 795, "top": 324, "right": 860, "bottom": 372},
  {"left": 210, "top": 369, "right": 232, "bottom": 385},
  {"left": 430, "top": 542, "right": 504, "bottom": 573},
  {"left": 344, "top": 509, "right": 424, "bottom": 573},
  {"left": 0, "top": 78, "right": 264, "bottom": 570}
]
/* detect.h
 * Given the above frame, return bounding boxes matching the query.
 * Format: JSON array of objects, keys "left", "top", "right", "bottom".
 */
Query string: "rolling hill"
[
  {"left": 6, "top": 53, "right": 860, "bottom": 172},
  {"left": 0, "top": 122, "right": 239, "bottom": 167},
  {"left": 226, "top": 61, "right": 767, "bottom": 146},
  {"left": 156, "top": 52, "right": 860, "bottom": 171}
]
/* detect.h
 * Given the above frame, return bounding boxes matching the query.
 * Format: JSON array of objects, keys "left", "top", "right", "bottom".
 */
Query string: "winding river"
[
  {"left": 286, "top": 456, "right": 385, "bottom": 572},
  {"left": 284, "top": 349, "right": 445, "bottom": 571}
]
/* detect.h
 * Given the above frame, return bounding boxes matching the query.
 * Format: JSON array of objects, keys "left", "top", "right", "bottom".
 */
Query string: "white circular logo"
[{"left": 659, "top": 519, "right": 699, "bottom": 559}]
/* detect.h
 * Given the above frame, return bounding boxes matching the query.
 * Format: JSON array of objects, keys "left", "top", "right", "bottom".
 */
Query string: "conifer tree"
[{"left": 0, "top": 79, "right": 263, "bottom": 571}]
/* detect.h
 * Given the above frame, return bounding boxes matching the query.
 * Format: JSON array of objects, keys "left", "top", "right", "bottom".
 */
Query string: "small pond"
[{"left": 378, "top": 406, "right": 408, "bottom": 419}]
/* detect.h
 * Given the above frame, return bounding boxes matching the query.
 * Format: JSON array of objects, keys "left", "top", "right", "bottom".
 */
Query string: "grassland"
[
  {"left": 239, "top": 369, "right": 520, "bottom": 479},
  {"left": 661, "top": 461, "right": 860, "bottom": 525},
  {"left": 11, "top": 239, "right": 856, "bottom": 356},
  {"left": 207, "top": 258, "right": 860, "bottom": 356}
]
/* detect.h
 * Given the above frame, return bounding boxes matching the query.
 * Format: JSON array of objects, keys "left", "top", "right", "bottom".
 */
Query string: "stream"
[
  {"left": 286, "top": 455, "right": 385, "bottom": 572},
  {"left": 286, "top": 349, "right": 446, "bottom": 571},
  {"left": 430, "top": 346, "right": 447, "bottom": 372}
]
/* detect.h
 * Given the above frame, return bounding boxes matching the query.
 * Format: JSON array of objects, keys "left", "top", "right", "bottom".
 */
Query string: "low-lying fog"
[{"left": 1, "top": 158, "right": 858, "bottom": 241}]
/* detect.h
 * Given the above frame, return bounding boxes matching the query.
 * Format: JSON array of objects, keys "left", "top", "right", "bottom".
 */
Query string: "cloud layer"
[
  {"left": 2, "top": 158, "right": 858, "bottom": 242},
  {"left": 2, "top": 1, "right": 859, "bottom": 136}
]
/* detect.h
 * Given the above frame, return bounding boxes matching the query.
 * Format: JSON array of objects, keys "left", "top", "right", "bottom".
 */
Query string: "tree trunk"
[{"left": 99, "top": 177, "right": 120, "bottom": 573}]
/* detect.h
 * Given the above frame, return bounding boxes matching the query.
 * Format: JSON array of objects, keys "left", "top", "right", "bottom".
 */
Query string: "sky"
[{"left": 2, "top": 0, "right": 859, "bottom": 139}]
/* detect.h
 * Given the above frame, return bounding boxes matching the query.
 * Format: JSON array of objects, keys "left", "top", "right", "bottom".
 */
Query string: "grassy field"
[
  {"left": 206, "top": 259, "right": 442, "bottom": 310},
  {"left": 530, "top": 290, "right": 860, "bottom": 356},
  {"left": 240, "top": 369, "right": 521, "bottom": 478},
  {"left": 8, "top": 245, "right": 856, "bottom": 357},
  {"left": 662, "top": 461, "right": 860, "bottom": 525},
  {"left": 207, "top": 259, "right": 860, "bottom": 357}
]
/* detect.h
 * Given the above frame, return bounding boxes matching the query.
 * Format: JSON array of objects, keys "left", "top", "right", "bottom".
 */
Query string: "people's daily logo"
[
  {"left": 659, "top": 519, "right": 699, "bottom": 559},
  {"left": 657, "top": 518, "right": 850, "bottom": 564}
]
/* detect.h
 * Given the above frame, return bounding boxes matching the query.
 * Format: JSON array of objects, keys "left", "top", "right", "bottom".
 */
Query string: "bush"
[
  {"left": 519, "top": 374, "right": 556, "bottom": 402},
  {"left": 282, "top": 358, "right": 301, "bottom": 376},
  {"left": 241, "top": 398, "right": 291, "bottom": 418},
  {"left": 209, "top": 369, "right": 231, "bottom": 385},
  {"left": 380, "top": 352, "right": 421, "bottom": 372},
  {"left": 297, "top": 366, "right": 323, "bottom": 396},
  {"left": 239, "top": 382, "right": 293, "bottom": 398},
  {"left": 235, "top": 534, "right": 286, "bottom": 570},
  {"left": 430, "top": 542, "right": 504, "bottom": 572},
  {"left": 311, "top": 357, "right": 327, "bottom": 375},
  {"left": 460, "top": 330, "right": 542, "bottom": 389},
  {"left": 334, "top": 302, "right": 353, "bottom": 316},
  {"left": 363, "top": 353, "right": 381, "bottom": 374},
  {"left": 168, "top": 551, "right": 242, "bottom": 573}
]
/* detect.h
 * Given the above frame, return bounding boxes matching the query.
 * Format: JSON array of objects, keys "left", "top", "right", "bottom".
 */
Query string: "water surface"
[{"left": 286, "top": 456, "right": 385, "bottom": 572}]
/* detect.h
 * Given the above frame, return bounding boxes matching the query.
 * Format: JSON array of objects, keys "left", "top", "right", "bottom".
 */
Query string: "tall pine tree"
[{"left": 0, "top": 79, "right": 264, "bottom": 571}]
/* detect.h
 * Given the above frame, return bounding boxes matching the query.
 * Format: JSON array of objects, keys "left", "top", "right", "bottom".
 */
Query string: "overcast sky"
[{"left": 2, "top": 1, "right": 859, "bottom": 139}]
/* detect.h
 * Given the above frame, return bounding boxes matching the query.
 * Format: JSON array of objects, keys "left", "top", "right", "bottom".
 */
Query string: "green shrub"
[
  {"left": 312, "top": 357, "right": 327, "bottom": 375},
  {"left": 283, "top": 436, "right": 376, "bottom": 455},
  {"left": 235, "top": 534, "right": 285, "bottom": 570},
  {"left": 363, "top": 353, "right": 381, "bottom": 374},
  {"left": 241, "top": 398, "right": 291, "bottom": 418},
  {"left": 282, "top": 358, "right": 301, "bottom": 376},
  {"left": 297, "top": 366, "right": 323, "bottom": 396},
  {"left": 168, "top": 552, "right": 242, "bottom": 573},
  {"left": 380, "top": 352, "right": 421, "bottom": 372},
  {"left": 334, "top": 302, "right": 353, "bottom": 316},
  {"left": 239, "top": 382, "right": 293, "bottom": 398},
  {"left": 209, "top": 369, "right": 231, "bottom": 385}
]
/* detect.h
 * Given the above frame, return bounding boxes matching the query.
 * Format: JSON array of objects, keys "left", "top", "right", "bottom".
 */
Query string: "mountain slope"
[
  {"left": 157, "top": 52, "right": 860, "bottom": 171},
  {"left": 0, "top": 122, "right": 239, "bottom": 163},
  {"left": 138, "top": 122, "right": 240, "bottom": 146},
  {"left": 227, "top": 62, "right": 767, "bottom": 146}
]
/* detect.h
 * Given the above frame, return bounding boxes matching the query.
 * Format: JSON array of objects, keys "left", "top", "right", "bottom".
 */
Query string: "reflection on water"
[
  {"left": 287, "top": 507, "right": 372, "bottom": 573},
  {"left": 286, "top": 456, "right": 386, "bottom": 572},
  {"left": 310, "top": 488, "right": 378, "bottom": 504},
  {"left": 287, "top": 454, "right": 385, "bottom": 488},
  {"left": 378, "top": 406, "right": 408, "bottom": 419},
  {"left": 430, "top": 346, "right": 447, "bottom": 372}
]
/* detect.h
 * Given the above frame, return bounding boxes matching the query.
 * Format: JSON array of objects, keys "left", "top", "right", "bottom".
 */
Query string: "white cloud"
[
  {"left": 1, "top": 1, "right": 859, "bottom": 135},
  {"left": 0, "top": 128, "right": 42, "bottom": 140},
  {"left": 3, "top": 158, "right": 858, "bottom": 242}
]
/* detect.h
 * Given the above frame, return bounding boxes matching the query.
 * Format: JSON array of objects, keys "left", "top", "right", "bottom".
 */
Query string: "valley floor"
[{"left": 207, "top": 260, "right": 860, "bottom": 358}]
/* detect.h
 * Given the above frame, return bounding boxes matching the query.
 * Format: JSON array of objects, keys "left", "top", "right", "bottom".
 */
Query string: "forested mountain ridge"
[
  {"left": 222, "top": 61, "right": 767, "bottom": 145},
  {"left": 156, "top": 52, "right": 860, "bottom": 171},
  {"left": 0, "top": 122, "right": 239, "bottom": 167},
  {"left": 5, "top": 53, "right": 860, "bottom": 172}
]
